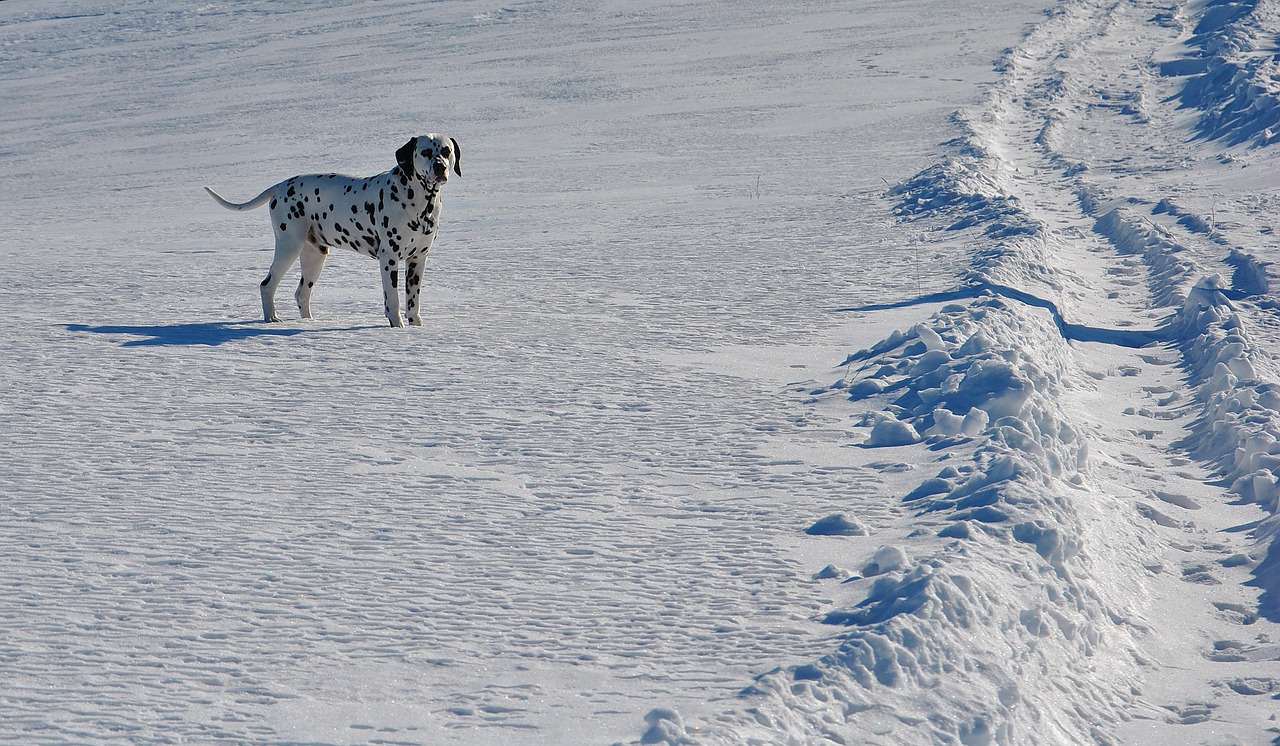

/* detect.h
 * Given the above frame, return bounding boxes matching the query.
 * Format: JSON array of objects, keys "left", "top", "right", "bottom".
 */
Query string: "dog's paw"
[
  {"left": 407, "top": 316, "right": 424, "bottom": 327},
  {"left": 264, "top": 315, "right": 283, "bottom": 323},
  {"left": 387, "top": 316, "right": 406, "bottom": 328}
]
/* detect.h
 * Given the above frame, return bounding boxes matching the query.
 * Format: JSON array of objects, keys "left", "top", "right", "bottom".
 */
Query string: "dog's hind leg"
[
  {"left": 261, "top": 232, "right": 305, "bottom": 323},
  {"left": 295, "top": 243, "right": 329, "bottom": 319}
]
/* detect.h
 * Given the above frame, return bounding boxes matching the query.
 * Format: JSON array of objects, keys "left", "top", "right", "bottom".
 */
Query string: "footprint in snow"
[{"left": 1160, "top": 701, "right": 1216, "bottom": 725}]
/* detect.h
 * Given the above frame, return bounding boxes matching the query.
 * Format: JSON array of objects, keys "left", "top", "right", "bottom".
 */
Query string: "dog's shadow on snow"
[{"left": 62, "top": 321, "right": 380, "bottom": 347}]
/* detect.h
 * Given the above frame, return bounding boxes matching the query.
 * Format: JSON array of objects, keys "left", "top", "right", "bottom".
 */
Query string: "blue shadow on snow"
[
  {"left": 62, "top": 321, "right": 377, "bottom": 347},
  {"left": 836, "top": 282, "right": 1168, "bottom": 349}
]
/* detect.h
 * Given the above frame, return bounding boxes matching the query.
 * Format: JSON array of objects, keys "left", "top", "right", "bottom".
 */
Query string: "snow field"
[{"left": 2, "top": 0, "right": 1279, "bottom": 743}]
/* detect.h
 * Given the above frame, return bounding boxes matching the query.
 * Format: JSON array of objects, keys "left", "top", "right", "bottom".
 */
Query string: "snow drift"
[{"left": 1166, "top": 0, "right": 1280, "bottom": 147}]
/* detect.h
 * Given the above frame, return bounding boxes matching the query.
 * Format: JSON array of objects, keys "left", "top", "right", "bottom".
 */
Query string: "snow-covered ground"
[{"left": 2, "top": 0, "right": 1279, "bottom": 744}]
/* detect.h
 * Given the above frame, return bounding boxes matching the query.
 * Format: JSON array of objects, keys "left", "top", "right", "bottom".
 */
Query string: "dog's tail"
[{"left": 204, "top": 185, "right": 274, "bottom": 212}]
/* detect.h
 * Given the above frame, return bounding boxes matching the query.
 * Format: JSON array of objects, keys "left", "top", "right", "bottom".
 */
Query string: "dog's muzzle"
[{"left": 433, "top": 159, "right": 449, "bottom": 181}]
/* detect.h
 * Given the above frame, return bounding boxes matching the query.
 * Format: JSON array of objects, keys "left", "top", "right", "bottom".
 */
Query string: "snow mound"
[
  {"left": 865, "top": 413, "right": 921, "bottom": 447},
  {"left": 641, "top": 708, "right": 692, "bottom": 745},
  {"left": 805, "top": 514, "right": 868, "bottom": 537}
]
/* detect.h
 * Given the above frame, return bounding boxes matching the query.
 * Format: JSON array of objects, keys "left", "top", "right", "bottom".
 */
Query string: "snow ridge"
[
  {"left": 1176, "top": 274, "right": 1280, "bottom": 619},
  {"left": 695, "top": 304, "right": 1146, "bottom": 744},
  {"left": 1168, "top": 0, "right": 1280, "bottom": 146}
]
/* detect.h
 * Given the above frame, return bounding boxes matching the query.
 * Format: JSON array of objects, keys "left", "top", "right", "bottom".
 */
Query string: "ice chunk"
[
  {"left": 911, "top": 348, "right": 952, "bottom": 376},
  {"left": 862, "top": 545, "right": 907, "bottom": 577},
  {"left": 960, "top": 406, "right": 990, "bottom": 436},
  {"left": 926, "top": 407, "right": 966, "bottom": 436},
  {"left": 958, "top": 330, "right": 992, "bottom": 356},
  {"left": 912, "top": 322, "right": 947, "bottom": 351},
  {"left": 867, "top": 414, "right": 920, "bottom": 446}
]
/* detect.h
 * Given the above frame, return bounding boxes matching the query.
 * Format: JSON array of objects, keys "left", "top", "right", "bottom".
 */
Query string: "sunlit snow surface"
[{"left": 2, "top": 0, "right": 1279, "bottom": 744}]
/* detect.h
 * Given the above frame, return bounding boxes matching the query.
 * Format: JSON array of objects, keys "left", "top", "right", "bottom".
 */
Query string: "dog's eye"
[
  {"left": 420, "top": 150, "right": 430, "bottom": 156},
  {"left": 441, "top": 146, "right": 451, "bottom": 157}
]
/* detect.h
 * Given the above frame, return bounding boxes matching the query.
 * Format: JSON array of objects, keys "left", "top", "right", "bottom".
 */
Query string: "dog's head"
[{"left": 396, "top": 134, "right": 461, "bottom": 187}]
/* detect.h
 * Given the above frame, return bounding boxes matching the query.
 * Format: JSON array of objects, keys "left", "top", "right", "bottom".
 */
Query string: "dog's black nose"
[{"left": 434, "top": 160, "right": 448, "bottom": 177}]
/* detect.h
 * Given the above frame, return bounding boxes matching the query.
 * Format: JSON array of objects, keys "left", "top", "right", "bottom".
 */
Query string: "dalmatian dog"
[{"left": 205, "top": 134, "right": 460, "bottom": 327}]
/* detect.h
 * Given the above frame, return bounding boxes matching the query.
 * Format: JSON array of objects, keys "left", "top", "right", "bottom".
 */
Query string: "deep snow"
[{"left": 2, "top": 0, "right": 1279, "bottom": 744}]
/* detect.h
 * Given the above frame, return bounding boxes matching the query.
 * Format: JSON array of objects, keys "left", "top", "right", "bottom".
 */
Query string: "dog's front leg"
[
  {"left": 379, "top": 254, "right": 405, "bottom": 327},
  {"left": 405, "top": 257, "right": 427, "bottom": 326}
]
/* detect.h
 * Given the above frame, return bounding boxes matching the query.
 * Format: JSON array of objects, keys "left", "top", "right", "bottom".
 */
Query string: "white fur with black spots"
[{"left": 205, "top": 134, "right": 461, "bottom": 327}]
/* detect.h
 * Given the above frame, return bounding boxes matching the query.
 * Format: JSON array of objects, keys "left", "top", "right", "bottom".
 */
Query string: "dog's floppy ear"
[
  {"left": 449, "top": 137, "right": 462, "bottom": 177},
  {"left": 395, "top": 136, "right": 418, "bottom": 178}
]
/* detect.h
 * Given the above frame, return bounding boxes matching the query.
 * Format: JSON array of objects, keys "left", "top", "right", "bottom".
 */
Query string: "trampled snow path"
[
  {"left": 976, "top": 0, "right": 1280, "bottom": 737},
  {"left": 3, "top": 0, "right": 1280, "bottom": 744}
]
